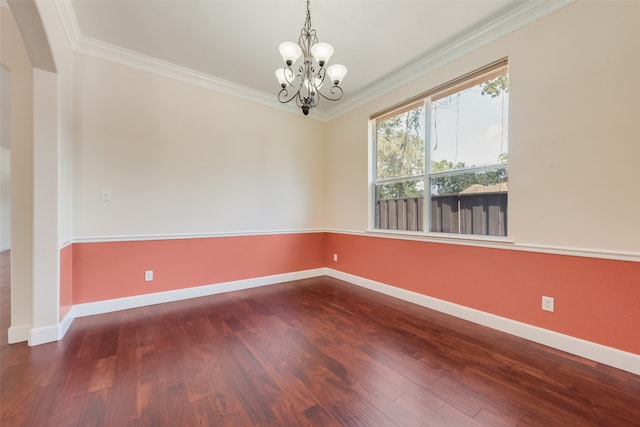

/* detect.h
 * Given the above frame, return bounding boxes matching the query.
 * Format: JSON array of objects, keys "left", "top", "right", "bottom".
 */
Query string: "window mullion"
[
  {"left": 423, "top": 97, "right": 432, "bottom": 233},
  {"left": 369, "top": 119, "right": 377, "bottom": 230},
  {"left": 428, "top": 163, "right": 507, "bottom": 179},
  {"left": 374, "top": 175, "right": 424, "bottom": 186}
]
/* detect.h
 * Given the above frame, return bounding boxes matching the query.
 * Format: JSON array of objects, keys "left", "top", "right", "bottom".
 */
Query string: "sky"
[{"left": 429, "top": 83, "right": 509, "bottom": 169}]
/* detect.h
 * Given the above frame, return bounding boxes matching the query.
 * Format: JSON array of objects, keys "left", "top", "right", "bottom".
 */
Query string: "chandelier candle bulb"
[
  {"left": 310, "top": 42, "right": 334, "bottom": 66},
  {"left": 275, "top": 0, "right": 347, "bottom": 115},
  {"left": 279, "top": 42, "right": 302, "bottom": 66},
  {"left": 327, "top": 64, "right": 348, "bottom": 85}
]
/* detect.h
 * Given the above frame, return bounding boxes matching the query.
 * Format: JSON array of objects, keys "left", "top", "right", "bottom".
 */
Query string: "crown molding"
[
  {"left": 72, "top": 35, "right": 296, "bottom": 114},
  {"left": 53, "top": 0, "right": 327, "bottom": 119},
  {"left": 323, "top": 0, "right": 574, "bottom": 120},
  {"left": 54, "top": 0, "right": 571, "bottom": 123},
  {"left": 54, "top": 0, "right": 80, "bottom": 49}
]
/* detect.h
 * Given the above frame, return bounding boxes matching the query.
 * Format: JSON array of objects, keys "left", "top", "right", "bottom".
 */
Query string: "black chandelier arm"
[
  {"left": 278, "top": 65, "right": 304, "bottom": 92},
  {"left": 277, "top": 87, "right": 298, "bottom": 104},
  {"left": 316, "top": 84, "right": 344, "bottom": 102},
  {"left": 314, "top": 65, "right": 326, "bottom": 82},
  {"left": 283, "top": 64, "right": 304, "bottom": 88},
  {"left": 278, "top": 86, "right": 319, "bottom": 109},
  {"left": 279, "top": 77, "right": 343, "bottom": 106}
]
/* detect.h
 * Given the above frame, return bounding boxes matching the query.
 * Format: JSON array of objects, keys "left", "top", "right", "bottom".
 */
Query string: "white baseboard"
[
  {"left": 59, "top": 307, "right": 75, "bottom": 338},
  {"left": 20, "top": 269, "right": 324, "bottom": 345},
  {"left": 325, "top": 268, "right": 640, "bottom": 376},
  {"left": 8, "top": 323, "right": 30, "bottom": 344},
  {"left": 22, "top": 266, "right": 639, "bottom": 376},
  {"left": 72, "top": 268, "right": 326, "bottom": 318},
  {"left": 29, "top": 324, "right": 59, "bottom": 346},
  {"left": 8, "top": 311, "right": 77, "bottom": 346}
]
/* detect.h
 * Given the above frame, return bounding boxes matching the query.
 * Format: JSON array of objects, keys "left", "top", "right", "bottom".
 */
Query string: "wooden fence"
[{"left": 376, "top": 193, "right": 507, "bottom": 236}]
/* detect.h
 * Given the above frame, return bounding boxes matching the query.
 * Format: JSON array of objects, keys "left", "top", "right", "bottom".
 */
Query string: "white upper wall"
[
  {"left": 61, "top": 0, "right": 640, "bottom": 254},
  {"left": 0, "top": 5, "right": 35, "bottom": 335},
  {"left": 73, "top": 54, "right": 327, "bottom": 238},
  {"left": 326, "top": 1, "right": 640, "bottom": 254},
  {"left": 34, "top": 0, "right": 75, "bottom": 246}
]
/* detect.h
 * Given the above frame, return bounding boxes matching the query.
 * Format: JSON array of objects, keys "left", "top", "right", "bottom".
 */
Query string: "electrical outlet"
[
  {"left": 145, "top": 270, "right": 153, "bottom": 282},
  {"left": 333, "top": 253, "right": 338, "bottom": 262},
  {"left": 101, "top": 189, "right": 112, "bottom": 201},
  {"left": 542, "top": 296, "right": 554, "bottom": 312}
]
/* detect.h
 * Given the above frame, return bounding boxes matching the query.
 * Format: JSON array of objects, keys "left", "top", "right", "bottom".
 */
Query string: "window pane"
[
  {"left": 430, "top": 168, "right": 507, "bottom": 236},
  {"left": 430, "top": 75, "right": 508, "bottom": 173},
  {"left": 376, "top": 106, "right": 425, "bottom": 180},
  {"left": 375, "top": 180, "right": 424, "bottom": 231}
]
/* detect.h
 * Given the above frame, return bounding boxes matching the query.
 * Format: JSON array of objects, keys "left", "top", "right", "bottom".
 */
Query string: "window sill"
[{"left": 364, "top": 229, "right": 514, "bottom": 249}]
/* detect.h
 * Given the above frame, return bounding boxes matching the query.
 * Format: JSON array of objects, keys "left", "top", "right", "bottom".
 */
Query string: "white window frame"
[{"left": 369, "top": 58, "right": 509, "bottom": 240}]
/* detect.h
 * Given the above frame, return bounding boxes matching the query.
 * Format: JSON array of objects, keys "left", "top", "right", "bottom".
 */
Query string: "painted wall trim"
[
  {"left": 70, "top": 229, "right": 638, "bottom": 262},
  {"left": 328, "top": 229, "right": 640, "bottom": 263},
  {"left": 72, "top": 229, "right": 326, "bottom": 244},
  {"left": 7, "top": 323, "right": 30, "bottom": 344},
  {"left": 325, "top": 268, "right": 640, "bottom": 376},
  {"left": 72, "top": 268, "right": 325, "bottom": 319}
]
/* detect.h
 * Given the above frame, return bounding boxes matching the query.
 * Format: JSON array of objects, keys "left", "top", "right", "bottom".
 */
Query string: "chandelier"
[{"left": 275, "top": 0, "right": 347, "bottom": 116}]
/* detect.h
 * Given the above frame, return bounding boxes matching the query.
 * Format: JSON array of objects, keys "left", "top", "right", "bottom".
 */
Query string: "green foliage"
[
  {"left": 430, "top": 159, "right": 466, "bottom": 172},
  {"left": 376, "top": 106, "right": 425, "bottom": 199},
  {"left": 481, "top": 75, "right": 509, "bottom": 98},
  {"left": 376, "top": 107, "right": 424, "bottom": 179},
  {"left": 376, "top": 180, "right": 423, "bottom": 200}
]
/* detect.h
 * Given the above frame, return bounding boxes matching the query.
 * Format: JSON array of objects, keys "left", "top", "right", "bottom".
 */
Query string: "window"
[{"left": 372, "top": 59, "right": 509, "bottom": 236}]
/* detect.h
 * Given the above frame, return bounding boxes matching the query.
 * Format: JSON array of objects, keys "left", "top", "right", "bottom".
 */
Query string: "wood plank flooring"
[{"left": 1, "top": 251, "right": 639, "bottom": 426}]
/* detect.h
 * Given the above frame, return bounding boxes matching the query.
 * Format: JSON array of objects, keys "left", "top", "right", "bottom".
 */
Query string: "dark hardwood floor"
[{"left": 1, "top": 252, "right": 639, "bottom": 426}]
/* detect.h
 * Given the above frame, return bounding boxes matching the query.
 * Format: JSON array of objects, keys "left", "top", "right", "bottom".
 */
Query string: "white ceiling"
[{"left": 62, "top": 0, "right": 567, "bottom": 118}]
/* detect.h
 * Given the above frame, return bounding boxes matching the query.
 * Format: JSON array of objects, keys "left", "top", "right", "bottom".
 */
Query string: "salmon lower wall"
[
  {"left": 325, "top": 233, "right": 640, "bottom": 355},
  {"left": 69, "top": 231, "right": 639, "bottom": 356},
  {"left": 72, "top": 233, "right": 325, "bottom": 304},
  {"left": 59, "top": 244, "right": 73, "bottom": 320}
]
